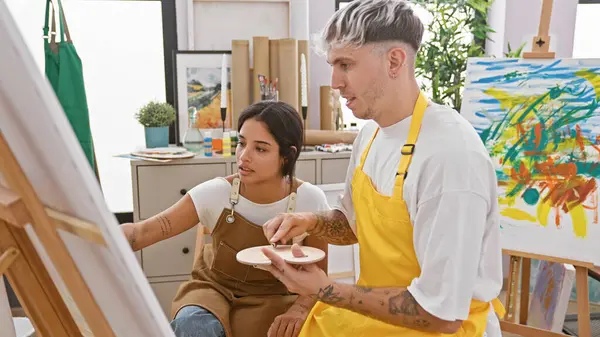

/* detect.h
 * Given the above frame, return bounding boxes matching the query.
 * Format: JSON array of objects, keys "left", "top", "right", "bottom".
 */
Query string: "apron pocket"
[
  {"left": 211, "top": 240, "right": 249, "bottom": 281},
  {"left": 245, "top": 264, "right": 279, "bottom": 283}
]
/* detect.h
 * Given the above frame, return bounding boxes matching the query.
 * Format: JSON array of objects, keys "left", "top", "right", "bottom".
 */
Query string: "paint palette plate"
[{"left": 236, "top": 245, "right": 325, "bottom": 266}]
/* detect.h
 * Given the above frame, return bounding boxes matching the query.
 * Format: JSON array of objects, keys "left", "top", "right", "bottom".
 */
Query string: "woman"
[{"left": 121, "top": 101, "right": 330, "bottom": 337}]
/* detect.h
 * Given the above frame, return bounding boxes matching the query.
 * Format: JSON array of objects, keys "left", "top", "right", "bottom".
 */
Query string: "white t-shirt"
[
  {"left": 188, "top": 177, "right": 331, "bottom": 233},
  {"left": 335, "top": 102, "right": 503, "bottom": 329}
]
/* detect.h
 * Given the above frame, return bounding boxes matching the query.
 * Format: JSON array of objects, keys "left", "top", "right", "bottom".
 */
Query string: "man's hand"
[
  {"left": 258, "top": 244, "right": 330, "bottom": 297},
  {"left": 263, "top": 212, "right": 317, "bottom": 246},
  {"left": 267, "top": 303, "right": 309, "bottom": 337}
]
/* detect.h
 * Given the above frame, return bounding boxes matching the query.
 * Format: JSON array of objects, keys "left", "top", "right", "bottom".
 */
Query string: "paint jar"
[
  {"left": 222, "top": 132, "right": 231, "bottom": 157},
  {"left": 212, "top": 129, "right": 223, "bottom": 154},
  {"left": 203, "top": 131, "right": 213, "bottom": 157},
  {"left": 230, "top": 131, "right": 238, "bottom": 155}
]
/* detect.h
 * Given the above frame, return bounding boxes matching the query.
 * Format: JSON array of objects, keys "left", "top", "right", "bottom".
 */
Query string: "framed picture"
[{"left": 173, "top": 50, "right": 232, "bottom": 144}]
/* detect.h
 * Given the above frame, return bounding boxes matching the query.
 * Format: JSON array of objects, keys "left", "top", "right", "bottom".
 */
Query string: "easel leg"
[
  {"left": 519, "top": 257, "right": 531, "bottom": 324},
  {"left": 505, "top": 255, "right": 522, "bottom": 322},
  {"left": 0, "top": 220, "right": 81, "bottom": 336},
  {"left": 575, "top": 266, "right": 591, "bottom": 337}
]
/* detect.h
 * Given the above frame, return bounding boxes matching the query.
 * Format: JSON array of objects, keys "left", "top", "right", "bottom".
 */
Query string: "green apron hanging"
[{"left": 44, "top": 0, "right": 98, "bottom": 174}]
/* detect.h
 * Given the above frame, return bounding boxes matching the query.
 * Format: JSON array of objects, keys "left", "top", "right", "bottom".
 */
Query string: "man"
[{"left": 258, "top": 0, "right": 506, "bottom": 336}]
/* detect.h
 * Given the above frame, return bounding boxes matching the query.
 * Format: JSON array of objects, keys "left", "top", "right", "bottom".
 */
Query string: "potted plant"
[{"left": 135, "top": 101, "right": 176, "bottom": 148}]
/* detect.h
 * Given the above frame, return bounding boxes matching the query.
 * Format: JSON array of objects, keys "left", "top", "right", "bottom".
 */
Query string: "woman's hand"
[{"left": 267, "top": 303, "right": 309, "bottom": 337}]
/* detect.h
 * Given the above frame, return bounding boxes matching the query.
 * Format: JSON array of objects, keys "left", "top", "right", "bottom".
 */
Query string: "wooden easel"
[
  {"left": 0, "top": 131, "right": 115, "bottom": 336},
  {"left": 500, "top": 1, "right": 594, "bottom": 336}
]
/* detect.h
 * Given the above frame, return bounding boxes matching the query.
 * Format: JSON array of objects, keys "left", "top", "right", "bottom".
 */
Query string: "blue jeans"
[{"left": 170, "top": 305, "right": 226, "bottom": 337}]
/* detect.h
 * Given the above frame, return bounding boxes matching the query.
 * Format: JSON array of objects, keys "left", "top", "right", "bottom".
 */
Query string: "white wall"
[{"left": 486, "top": 0, "right": 578, "bottom": 57}]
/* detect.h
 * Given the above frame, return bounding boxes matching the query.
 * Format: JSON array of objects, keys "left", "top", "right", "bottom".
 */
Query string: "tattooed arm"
[
  {"left": 121, "top": 194, "right": 200, "bottom": 251},
  {"left": 307, "top": 210, "right": 358, "bottom": 245},
  {"left": 310, "top": 283, "right": 462, "bottom": 334}
]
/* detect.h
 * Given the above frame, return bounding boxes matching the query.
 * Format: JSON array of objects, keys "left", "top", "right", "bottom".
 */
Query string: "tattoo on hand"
[
  {"left": 158, "top": 215, "right": 172, "bottom": 237},
  {"left": 310, "top": 210, "right": 358, "bottom": 245},
  {"left": 310, "top": 284, "right": 344, "bottom": 304}
]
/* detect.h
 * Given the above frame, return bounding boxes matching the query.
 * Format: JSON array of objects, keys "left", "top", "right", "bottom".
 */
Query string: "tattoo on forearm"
[
  {"left": 389, "top": 291, "right": 431, "bottom": 328},
  {"left": 309, "top": 210, "right": 357, "bottom": 245},
  {"left": 317, "top": 284, "right": 439, "bottom": 332},
  {"left": 310, "top": 284, "right": 344, "bottom": 304},
  {"left": 129, "top": 227, "right": 138, "bottom": 250},
  {"left": 355, "top": 286, "right": 372, "bottom": 294},
  {"left": 158, "top": 215, "right": 172, "bottom": 237}
]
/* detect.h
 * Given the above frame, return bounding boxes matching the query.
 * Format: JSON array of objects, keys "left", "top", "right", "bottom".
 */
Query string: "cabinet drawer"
[
  {"left": 150, "top": 280, "right": 186, "bottom": 318},
  {"left": 321, "top": 158, "right": 350, "bottom": 184},
  {"left": 296, "top": 160, "right": 316, "bottom": 184},
  {"left": 231, "top": 160, "right": 316, "bottom": 184},
  {"left": 142, "top": 227, "right": 198, "bottom": 277},
  {"left": 137, "top": 163, "right": 227, "bottom": 219}
]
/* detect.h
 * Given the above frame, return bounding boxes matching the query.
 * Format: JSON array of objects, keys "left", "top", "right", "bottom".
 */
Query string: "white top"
[
  {"left": 335, "top": 102, "right": 503, "bottom": 326},
  {"left": 188, "top": 177, "right": 331, "bottom": 233}
]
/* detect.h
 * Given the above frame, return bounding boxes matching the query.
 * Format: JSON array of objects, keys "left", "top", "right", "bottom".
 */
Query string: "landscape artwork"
[
  {"left": 186, "top": 66, "right": 232, "bottom": 129},
  {"left": 175, "top": 52, "right": 232, "bottom": 142},
  {"left": 461, "top": 58, "right": 600, "bottom": 265}
]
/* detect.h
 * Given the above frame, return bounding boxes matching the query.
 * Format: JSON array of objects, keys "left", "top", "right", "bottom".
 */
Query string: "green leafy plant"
[
  {"left": 504, "top": 42, "right": 526, "bottom": 57},
  {"left": 135, "top": 101, "right": 176, "bottom": 127},
  {"left": 413, "top": 0, "right": 495, "bottom": 112}
]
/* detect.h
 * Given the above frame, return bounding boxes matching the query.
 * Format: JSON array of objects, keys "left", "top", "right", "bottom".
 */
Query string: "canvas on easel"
[
  {"left": 460, "top": 0, "right": 596, "bottom": 336},
  {"left": 0, "top": 2, "right": 175, "bottom": 336},
  {"left": 527, "top": 261, "right": 575, "bottom": 333}
]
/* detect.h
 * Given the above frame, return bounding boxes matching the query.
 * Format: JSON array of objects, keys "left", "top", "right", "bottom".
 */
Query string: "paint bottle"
[
  {"left": 212, "top": 129, "right": 223, "bottom": 154},
  {"left": 230, "top": 131, "right": 238, "bottom": 155},
  {"left": 203, "top": 131, "right": 213, "bottom": 157},
  {"left": 222, "top": 132, "right": 231, "bottom": 157}
]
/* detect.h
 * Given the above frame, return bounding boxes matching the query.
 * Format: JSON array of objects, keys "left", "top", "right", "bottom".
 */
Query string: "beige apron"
[{"left": 171, "top": 175, "right": 301, "bottom": 337}]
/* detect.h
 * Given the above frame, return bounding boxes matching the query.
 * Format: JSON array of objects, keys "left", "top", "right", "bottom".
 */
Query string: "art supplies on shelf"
[{"left": 258, "top": 74, "right": 278, "bottom": 101}]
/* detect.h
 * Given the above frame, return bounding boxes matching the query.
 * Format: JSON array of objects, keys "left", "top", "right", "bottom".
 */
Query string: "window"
[
  {"left": 573, "top": 2, "right": 600, "bottom": 57},
  {"left": 5, "top": 0, "right": 166, "bottom": 213}
]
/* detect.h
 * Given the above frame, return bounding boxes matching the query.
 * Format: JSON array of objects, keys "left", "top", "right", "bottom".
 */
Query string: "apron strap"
[
  {"left": 491, "top": 297, "right": 506, "bottom": 319},
  {"left": 43, "top": 0, "right": 52, "bottom": 38},
  {"left": 56, "top": 0, "right": 72, "bottom": 42},
  {"left": 358, "top": 128, "right": 379, "bottom": 170},
  {"left": 393, "top": 91, "right": 428, "bottom": 196},
  {"left": 230, "top": 176, "right": 241, "bottom": 205}
]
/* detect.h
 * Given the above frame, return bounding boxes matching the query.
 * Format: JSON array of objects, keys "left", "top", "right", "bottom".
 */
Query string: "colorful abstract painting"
[{"left": 461, "top": 58, "right": 600, "bottom": 265}]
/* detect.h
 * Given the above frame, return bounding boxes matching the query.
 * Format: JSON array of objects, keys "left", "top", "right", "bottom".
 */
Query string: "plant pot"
[{"left": 144, "top": 126, "right": 169, "bottom": 148}]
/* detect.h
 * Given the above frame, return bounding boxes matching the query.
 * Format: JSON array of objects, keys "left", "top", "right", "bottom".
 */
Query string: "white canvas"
[
  {"left": 0, "top": 276, "right": 17, "bottom": 337},
  {"left": 0, "top": 2, "right": 175, "bottom": 336},
  {"left": 461, "top": 57, "right": 600, "bottom": 266}
]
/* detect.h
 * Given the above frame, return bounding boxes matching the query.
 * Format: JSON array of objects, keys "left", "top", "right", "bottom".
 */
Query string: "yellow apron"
[{"left": 299, "top": 92, "right": 505, "bottom": 336}]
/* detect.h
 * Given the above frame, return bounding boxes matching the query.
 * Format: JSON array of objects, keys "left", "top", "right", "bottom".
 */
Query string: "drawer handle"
[
  {"left": 182, "top": 247, "right": 189, "bottom": 254},
  {"left": 180, "top": 189, "right": 187, "bottom": 196}
]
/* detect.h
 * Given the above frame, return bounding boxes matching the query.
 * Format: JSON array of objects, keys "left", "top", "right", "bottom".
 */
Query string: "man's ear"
[
  {"left": 388, "top": 46, "right": 408, "bottom": 78},
  {"left": 289, "top": 146, "right": 298, "bottom": 157}
]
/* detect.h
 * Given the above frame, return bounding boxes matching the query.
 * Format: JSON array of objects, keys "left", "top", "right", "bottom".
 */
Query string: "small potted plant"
[{"left": 135, "top": 101, "right": 176, "bottom": 148}]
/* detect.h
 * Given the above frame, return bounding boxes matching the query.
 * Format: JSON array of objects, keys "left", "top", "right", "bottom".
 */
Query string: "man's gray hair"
[{"left": 316, "top": 0, "right": 424, "bottom": 55}]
